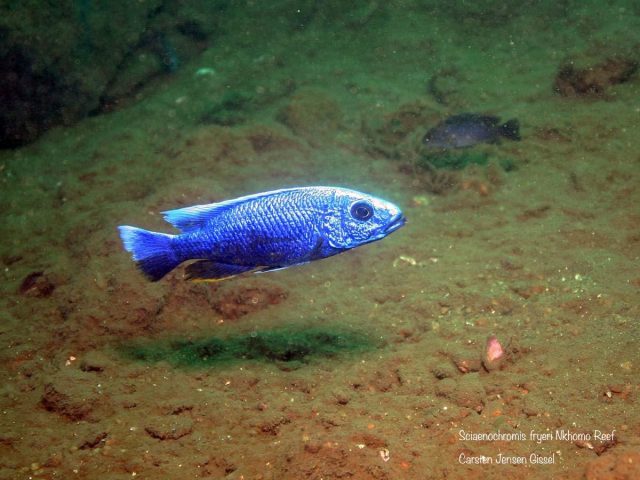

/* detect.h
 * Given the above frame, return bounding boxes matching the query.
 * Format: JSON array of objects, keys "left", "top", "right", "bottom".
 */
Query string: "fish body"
[
  {"left": 422, "top": 113, "right": 520, "bottom": 149},
  {"left": 118, "top": 186, "right": 405, "bottom": 282}
]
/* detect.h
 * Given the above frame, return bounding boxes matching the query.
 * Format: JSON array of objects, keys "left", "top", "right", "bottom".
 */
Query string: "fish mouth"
[{"left": 385, "top": 212, "right": 406, "bottom": 233}]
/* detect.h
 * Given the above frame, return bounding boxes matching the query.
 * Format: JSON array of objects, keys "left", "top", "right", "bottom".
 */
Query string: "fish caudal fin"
[
  {"left": 500, "top": 119, "right": 521, "bottom": 141},
  {"left": 118, "top": 226, "right": 180, "bottom": 281}
]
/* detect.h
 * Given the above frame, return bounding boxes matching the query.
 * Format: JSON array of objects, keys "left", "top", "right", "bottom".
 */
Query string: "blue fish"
[
  {"left": 118, "top": 186, "right": 405, "bottom": 282},
  {"left": 422, "top": 113, "right": 520, "bottom": 149}
]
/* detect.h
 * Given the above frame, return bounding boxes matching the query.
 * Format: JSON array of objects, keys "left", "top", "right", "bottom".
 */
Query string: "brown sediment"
[
  {"left": 554, "top": 57, "right": 638, "bottom": 97},
  {"left": 1, "top": 4, "right": 639, "bottom": 480},
  {"left": 213, "top": 284, "right": 288, "bottom": 320}
]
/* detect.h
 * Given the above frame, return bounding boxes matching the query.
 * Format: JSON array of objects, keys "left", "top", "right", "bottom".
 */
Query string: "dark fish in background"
[
  {"left": 422, "top": 113, "right": 520, "bottom": 149},
  {"left": 118, "top": 186, "right": 405, "bottom": 282}
]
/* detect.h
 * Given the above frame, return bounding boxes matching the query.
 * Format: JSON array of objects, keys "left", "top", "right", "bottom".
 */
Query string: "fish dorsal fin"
[
  {"left": 162, "top": 203, "right": 225, "bottom": 232},
  {"left": 161, "top": 187, "right": 315, "bottom": 232}
]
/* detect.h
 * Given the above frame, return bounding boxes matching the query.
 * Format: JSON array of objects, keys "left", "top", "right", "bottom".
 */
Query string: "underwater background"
[{"left": 1, "top": 1, "right": 639, "bottom": 478}]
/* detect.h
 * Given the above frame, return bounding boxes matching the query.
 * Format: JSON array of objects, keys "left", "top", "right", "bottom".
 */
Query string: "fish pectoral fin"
[{"left": 185, "top": 261, "right": 264, "bottom": 282}]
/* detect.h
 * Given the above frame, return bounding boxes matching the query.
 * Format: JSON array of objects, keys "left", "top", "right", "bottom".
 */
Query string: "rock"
[
  {"left": 554, "top": 57, "right": 638, "bottom": 97},
  {"left": 482, "top": 335, "right": 506, "bottom": 372},
  {"left": 40, "top": 383, "right": 95, "bottom": 421},
  {"left": 0, "top": 46, "right": 77, "bottom": 148},
  {"left": 448, "top": 350, "right": 482, "bottom": 374},
  {"left": 145, "top": 416, "right": 194, "bottom": 440},
  {"left": 256, "top": 416, "right": 291, "bottom": 436},
  {"left": 431, "top": 361, "right": 458, "bottom": 379},
  {"left": 79, "top": 350, "right": 112, "bottom": 373},
  {"left": 332, "top": 388, "right": 351, "bottom": 405},
  {"left": 39, "top": 368, "right": 114, "bottom": 422},
  {"left": 18, "top": 271, "right": 55, "bottom": 298},
  {"left": 0, "top": 2, "right": 218, "bottom": 147},
  {"left": 304, "top": 442, "right": 322, "bottom": 454},
  {"left": 78, "top": 431, "right": 108, "bottom": 450},
  {"left": 101, "top": 48, "right": 165, "bottom": 101}
]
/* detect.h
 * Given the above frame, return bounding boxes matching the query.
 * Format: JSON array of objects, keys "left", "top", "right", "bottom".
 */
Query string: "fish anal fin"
[
  {"left": 185, "top": 260, "right": 266, "bottom": 281},
  {"left": 255, "top": 263, "right": 306, "bottom": 274}
]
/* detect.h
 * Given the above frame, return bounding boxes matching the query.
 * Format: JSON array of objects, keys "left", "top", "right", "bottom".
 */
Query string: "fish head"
[{"left": 323, "top": 189, "right": 405, "bottom": 249}]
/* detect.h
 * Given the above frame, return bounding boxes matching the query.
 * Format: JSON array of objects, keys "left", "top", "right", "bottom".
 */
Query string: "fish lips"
[{"left": 384, "top": 212, "right": 406, "bottom": 234}]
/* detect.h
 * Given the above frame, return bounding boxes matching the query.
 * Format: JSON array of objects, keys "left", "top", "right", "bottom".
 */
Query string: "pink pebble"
[{"left": 486, "top": 335, "right": 504, "bottom": 362}]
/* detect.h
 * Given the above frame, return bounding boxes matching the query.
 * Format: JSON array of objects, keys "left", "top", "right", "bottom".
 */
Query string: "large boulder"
[{"left": 0, "top": 0, "right": 221, "bottom": 147}]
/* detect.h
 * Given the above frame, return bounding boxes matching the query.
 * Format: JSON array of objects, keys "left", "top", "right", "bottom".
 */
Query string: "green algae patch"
[
  {"left": 418, "top": 151, "right": 516, "bottom": 172},
  {"left": 418, "top": 151, "right": 490, "bottom": 170},
  {"left": 119, "top": 327, "right": 377, "bottom": 368}
]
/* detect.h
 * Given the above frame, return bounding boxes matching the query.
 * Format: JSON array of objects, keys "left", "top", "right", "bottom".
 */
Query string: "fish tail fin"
[
  {"left": 118, "top": 226, "right": 180, "bottom": 281},
  {"left": 500, "top": 119, "right": 521, "bottom": 141}
]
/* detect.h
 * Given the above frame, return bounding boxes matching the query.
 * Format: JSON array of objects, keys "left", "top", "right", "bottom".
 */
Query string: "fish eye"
[{"left": 350, "top": 201, "right": 374, "bottom": 221}]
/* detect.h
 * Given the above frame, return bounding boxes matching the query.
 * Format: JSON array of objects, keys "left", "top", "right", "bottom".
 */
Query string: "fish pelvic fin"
[
  {"left": 118, "top": 226, "right": 180, "bottom": 281},
  {"left": 185, "top": 260, "right": 266, "bottom": 282},
  {"left": 500, "top": 119, "right": 521, "bottom": 141}
]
